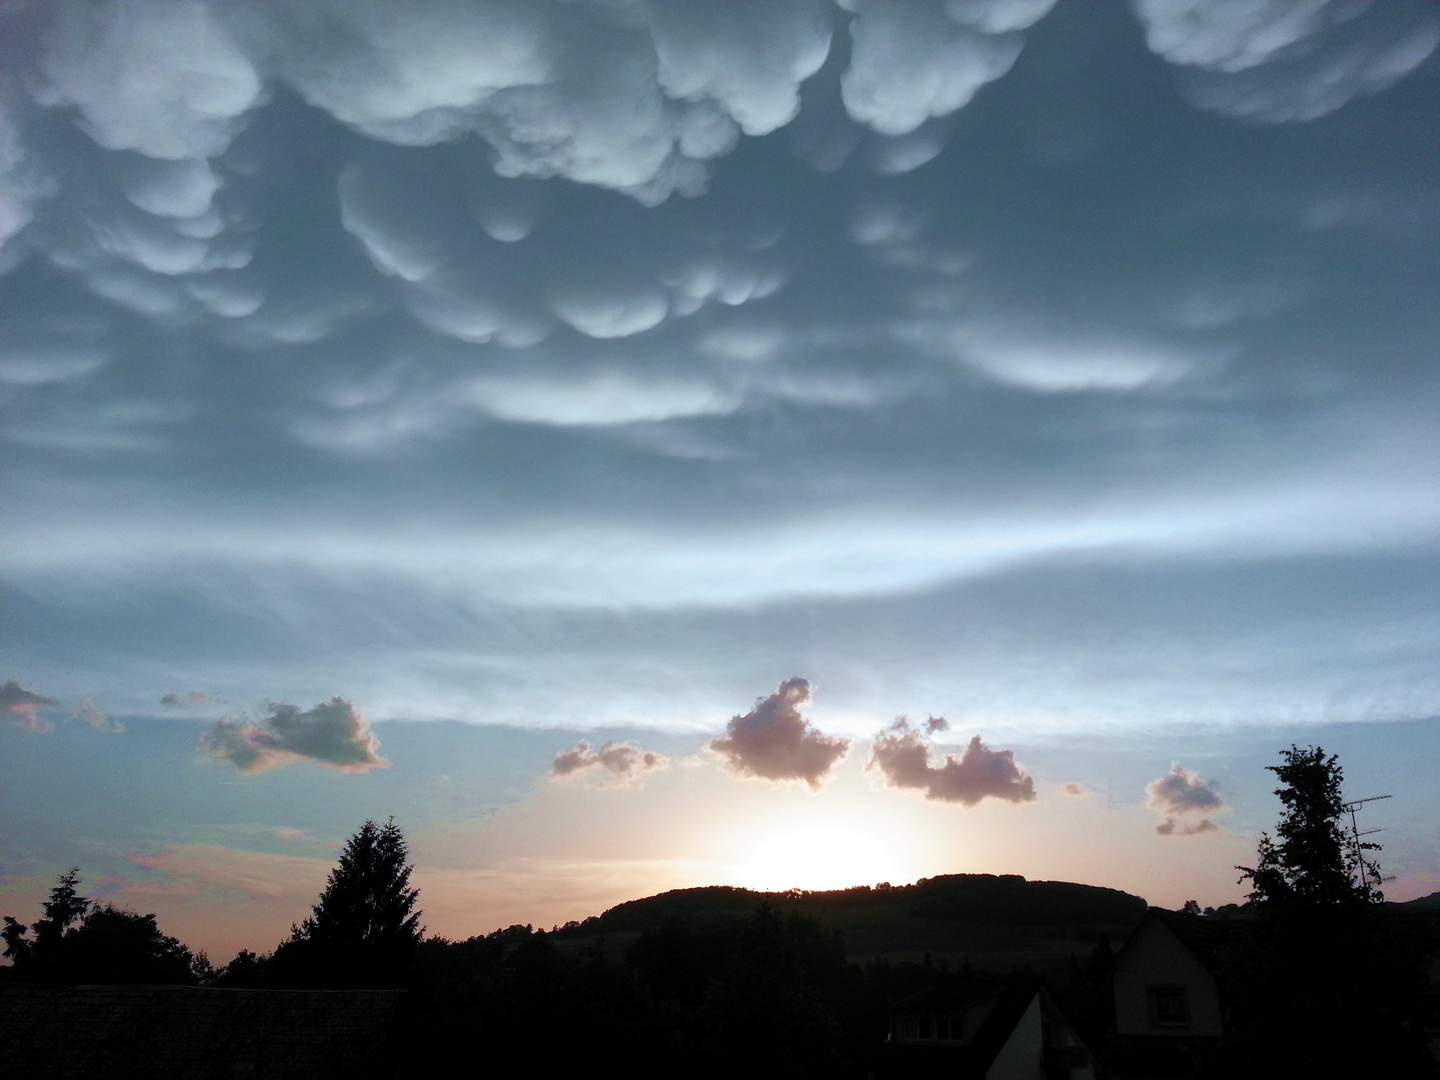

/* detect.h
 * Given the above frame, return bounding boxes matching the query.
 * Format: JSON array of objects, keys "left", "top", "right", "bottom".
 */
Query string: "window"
[{"left": 1148, "top": 986, "right": 1190, "bottom": 1028}]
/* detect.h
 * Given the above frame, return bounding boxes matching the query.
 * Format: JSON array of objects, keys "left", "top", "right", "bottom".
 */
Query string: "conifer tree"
[{"left": 289, "top": 817, "right": 423, "bottom": 983}]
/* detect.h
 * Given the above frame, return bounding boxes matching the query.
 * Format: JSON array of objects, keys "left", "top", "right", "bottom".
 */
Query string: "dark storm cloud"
[
  {"left": 1145, "top": 763, "right": 1223, "bottom": 835},
  {"left": 867, "top": 716, "right": 1035, "bottom": 806},
  {"left": 202, "top": 698, "right": 387, "bottom": 775},
  {"left": 550, "top": 740, "right": 669, "bottom": 786},
  {"left": 708, "top": 678, "right": 850, "bottom": 790},
  {"left": 1, "top": 679, "right": 58, "bottom": 732}
]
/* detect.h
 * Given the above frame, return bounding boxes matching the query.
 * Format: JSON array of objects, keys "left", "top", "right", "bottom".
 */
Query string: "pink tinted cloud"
[
  {"left": 202, "top": 697, "right": 386, "bottom": 775},
  {"left": 867, "top": 716, "right": 1035, "bottom": 806},
  {"left": 707, "top": 677, "right": 850, "bottom": 790},
  {"left": 1, "top": 679, "right": 57, "bottom": 731},
  {"left": 1145, "top": 763, "right": 1223, "bottom": 835},
  {"left": 550, "top": 740, "right": 669, "bottom": 786}
]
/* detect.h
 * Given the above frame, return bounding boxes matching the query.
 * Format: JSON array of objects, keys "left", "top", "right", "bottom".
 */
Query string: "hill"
[{"left": 554, "top": 873, "right": 1148, "bottom": 971}]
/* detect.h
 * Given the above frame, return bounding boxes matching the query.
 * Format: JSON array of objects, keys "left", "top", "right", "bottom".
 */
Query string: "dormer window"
[{"left": 1148, "top": 986, "right": 1190, "bottom": 1028}]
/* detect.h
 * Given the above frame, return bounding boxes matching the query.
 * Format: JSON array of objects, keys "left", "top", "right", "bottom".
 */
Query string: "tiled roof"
[{"left": 0, "top": 983, "right": 404, "bottom": 1079}]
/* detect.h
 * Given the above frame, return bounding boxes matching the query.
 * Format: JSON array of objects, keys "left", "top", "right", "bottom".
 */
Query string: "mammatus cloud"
[
  {"left": 549, "top": 740, "right": 669, "bottom": 787},
  {"left": 202, "top": 698, "right": 387, "bottom": 775},
  {"left": 707, "top": 677, "right": 850, "bottom": 790},
  {"left": 1144, "top": 762, "right": 1223, "bottom": 835},
  {"left": 0, "top": 679, "right": 58, "bottom": 732},
  {"left": 78, "top": 697, "right": 123, "bottom": 733},
  {"left": 1132, "top": 0, "right": 1440, "bottom": 124},
  {"left": 867, "top": 716, "right": 1036, "bottom": 806},
  {"left": 840, "top": 0, "right": 1055, "bottom": 137}
]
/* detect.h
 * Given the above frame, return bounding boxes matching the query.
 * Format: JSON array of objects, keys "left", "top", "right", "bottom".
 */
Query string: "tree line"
[{"left": 4, "top": 747, "right": 1437, "bottom": 1077}]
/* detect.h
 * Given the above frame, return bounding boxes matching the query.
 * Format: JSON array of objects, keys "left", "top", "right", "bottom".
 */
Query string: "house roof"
[
  {"left": 1119, "top": 907, "right": 1241, "bottom": 977},
  {"left": 0, "top": 983, "right": 405, "bottom": 1079},
  {"left": 885, "top": 978, "right": 1059, "bottom": 1079}
]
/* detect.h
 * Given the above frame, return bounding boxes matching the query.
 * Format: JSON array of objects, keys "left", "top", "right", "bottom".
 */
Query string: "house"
[
  {"left": 1111, "top": 908, "right": 1231, "bottom": 1038},
  {"left": 883, "top": 977, "right": 1097, "bottom": 1079},
  {"left": 0, "top": 983, "right": 406, "bottom": 1079},
  {"left": 1104, "top": 907, "right": 1239, "bottom": 1079}
]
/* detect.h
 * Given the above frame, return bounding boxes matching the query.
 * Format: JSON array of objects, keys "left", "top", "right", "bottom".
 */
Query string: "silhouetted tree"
[
  {"left": 3, "top": 868, "right": 89, "bottom": 979},
  {"left": 279, "top": 817, "right": 423, "bottom": 986},
  {"left": 1216, "top": 746, "right": 1429, "bottom": 1077},
  {"left": 2, "top": 870, "right": 197, "bottom": 984},
  {"left": 1236, "top": 744, "right": 1382, "bottom": 907}
]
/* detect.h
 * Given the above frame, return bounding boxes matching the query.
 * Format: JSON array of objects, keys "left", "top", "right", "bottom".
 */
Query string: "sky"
[{"left": 2, "top": 0, "right": 1438, "bottom": 963}]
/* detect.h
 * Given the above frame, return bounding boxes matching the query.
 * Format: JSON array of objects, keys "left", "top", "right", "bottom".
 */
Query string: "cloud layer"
[
  {"left": 708, "top": 678, "right": 850, "bottom": 790},
  {"left": 867, "top": 717, "right": 1036, "bottom": 806},
  {"left": 1145, "top": 763, "right": 1224, "bottom": 835},
  {"left": 202, "top": 698, "right": 387, "bottom": 775}
]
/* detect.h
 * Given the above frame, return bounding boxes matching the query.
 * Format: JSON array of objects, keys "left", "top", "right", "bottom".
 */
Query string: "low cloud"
[
  {"left": 550, "top": 740, "right": 669, "bottom": 787},
  {"left": 867, "top": 716, "right": 1036, "bottom": 806},
  {"left": 202, "top": 698, "right": 386, "bottom": 775},
  {"left": 708, "top": 677, "right": 850, "bottom": 790},
  {"left": 1, "top": 679, "right": 58, "bottom": 732},
  {"left": 79, "top": 698, "right": 123, "bottom": 734},
  {"left": 1145, "top": 763, "right": 1223, "bottom": 835},
  {"left": 162, "top": 691, "right": 213, "bottom": 706},
  {"left": 1062, "top": 781, "right": 1088, "bottom": 797}
]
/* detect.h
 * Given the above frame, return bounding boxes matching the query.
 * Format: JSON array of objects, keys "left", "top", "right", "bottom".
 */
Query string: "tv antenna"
[{"left": 1342, "top": 795, "right": 1391, "bottom": 891}]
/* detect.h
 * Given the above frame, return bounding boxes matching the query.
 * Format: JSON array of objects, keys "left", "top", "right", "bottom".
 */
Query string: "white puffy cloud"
[
  {"left": 708, "top": 677, "right": 850, "bottom": 790},
  {"left": 1132, "top": 0, "right": 1440, "bottom": 123},
  {"left": 550, "top": 739, "right": 669, "bottom": 786},
  {"left": 202, "top": 697, "right": 387, "bottom": 775},
  {"left": 1144, "top": 762, "right": 1224, "bottom": 835},
  {"left": 34, "top": 0, "right": 263, "bottom": 159},
  {"left": 840, "top": 0, "right": 1027, "bottom": 137},
  {"left": 866, "top": 716, "right": 1036, "bottom": 805}
]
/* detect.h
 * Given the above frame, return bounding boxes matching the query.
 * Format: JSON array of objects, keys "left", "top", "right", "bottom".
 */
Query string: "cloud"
[
  {"left": 840, "top": 0, "right": 1052, "bottom": 137},
  {"left": 0, "top": 679, "right": 58, "bottom": 732},
  {"left": 161, "top": 691, "right": 212, "bottom": 707},
  {"left": 707, "top": 677, "right": 850, "bottom": 790},
  {"left": 549, "top": 740, "right": 669, "bottom": 787},
  {"left": 78, "top": 697, "right": 123, "bottom": 734},
  {"left": 1062, "top": 781, "right": 1088, "bottom": 797},
  {"left": 33, "top": 0, "right": 263, "bottom": 159},
  {"left": 867, "top": 717, "right": 1036, "bottom": 805},
  {"left": 1133, "top": 0, "right": 1440, "bottom": 123},
  {"left": 1144, "top": 762, "right": 1224, "bottom": 835},
  {"left": 202, "top": 697, "right": 387, "bottom": 775},
  {"left": 249, "top": 0, "right": 830, "bottom": 204}
]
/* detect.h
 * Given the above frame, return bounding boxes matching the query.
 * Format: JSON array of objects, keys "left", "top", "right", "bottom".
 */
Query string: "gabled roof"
[
  {"left": 1117, "top": 907, "right": 1241, "bottom": 977},
  {"left": 0, "top": 983, "right": 405, "bottom": 1079}
]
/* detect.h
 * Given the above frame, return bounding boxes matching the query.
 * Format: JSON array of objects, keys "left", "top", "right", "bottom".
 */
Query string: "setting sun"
[{"left": 728, "top": 823, "right": 912, "bottom": 894}]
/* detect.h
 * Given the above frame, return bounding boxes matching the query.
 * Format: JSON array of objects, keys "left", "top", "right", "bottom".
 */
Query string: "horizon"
[{"left": 3, "top": 0, "right": 1438, "bottom": 967}]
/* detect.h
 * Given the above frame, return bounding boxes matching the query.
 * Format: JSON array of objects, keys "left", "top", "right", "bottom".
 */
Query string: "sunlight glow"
[{"left": 728, "top": 824, "right": 910, "bottom": 893}]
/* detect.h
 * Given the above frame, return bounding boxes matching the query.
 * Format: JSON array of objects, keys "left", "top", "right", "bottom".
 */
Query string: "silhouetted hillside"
[{"left": 555, "top": 874, "right": 1148, "bottom": 970}]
